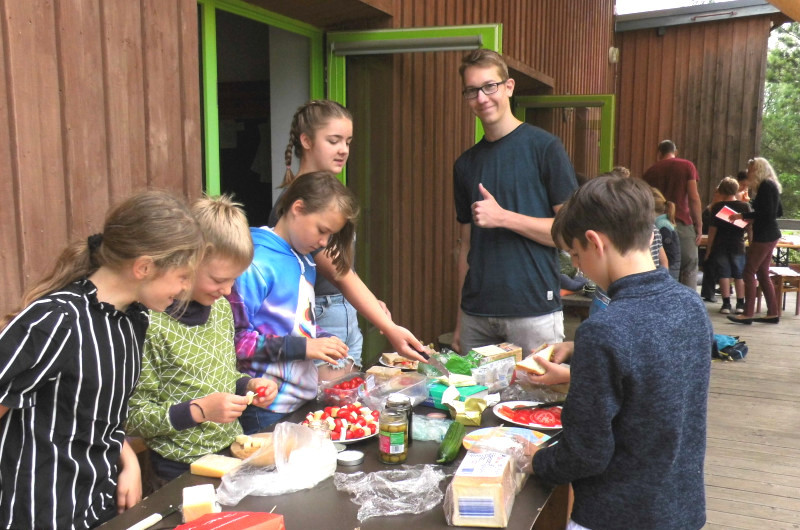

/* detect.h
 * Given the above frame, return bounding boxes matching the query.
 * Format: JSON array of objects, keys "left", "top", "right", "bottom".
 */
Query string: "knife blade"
[{"left": 420, "top": 351, "right": 451, "bottom": 377}]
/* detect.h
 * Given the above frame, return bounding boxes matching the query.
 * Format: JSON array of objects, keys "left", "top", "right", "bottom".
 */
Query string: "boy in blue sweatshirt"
[{"left": 532, "top": 176, "right": 712, "bottom": 530}]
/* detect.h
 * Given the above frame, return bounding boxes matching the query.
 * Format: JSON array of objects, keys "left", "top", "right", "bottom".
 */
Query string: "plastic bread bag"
[
  {"left": 471, "top": 356, "right": 516, "bottom": 393},
  {"left": 333, "top": 464, "right": 447, "bottom": 522},
  {"left": 216, "top": 422, "right": 337, "bottom": 505},
  {"left": 501, "top": 378, "right": 568, "bottom": 404},
  {"left": 464, "top": 427, "right": 544, "bottom": 475}
]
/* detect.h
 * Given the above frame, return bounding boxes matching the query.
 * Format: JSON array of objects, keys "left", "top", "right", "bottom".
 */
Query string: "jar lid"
[
  {"left": 337, "top": 450, "right": 365, "bottom": 466},
  {"left": 387, "top": 393, "right": 411, "bottom": 406}
]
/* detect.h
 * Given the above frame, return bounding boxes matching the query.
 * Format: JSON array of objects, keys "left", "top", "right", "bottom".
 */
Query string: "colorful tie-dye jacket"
[{"left": 227, "top": 226, "right": 332, "bottom": 413}]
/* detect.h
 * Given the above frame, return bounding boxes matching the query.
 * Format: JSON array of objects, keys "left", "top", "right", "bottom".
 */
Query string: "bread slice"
[
  {"left": 229, "top": 433, "right": 275, "bottom": 466},
  {"left": 515, "top": 344, "right": 555, "bottom": 375}
]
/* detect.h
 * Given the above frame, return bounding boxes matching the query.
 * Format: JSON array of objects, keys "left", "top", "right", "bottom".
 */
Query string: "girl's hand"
[
  {"left": 527, "top": 357, "right": 571, "bottom": 385},
  {"left": 116, "top": 441, "right": 142, "bottom": 513},
  {"left": 248, "top": 378, "right": 278, "bottom": 408},
  {"left": 384, "top": 325, "right": 426, "bottom": 362},
  {"left": 306, "top": 337, "right": 349, "bottom": 364},
  {"left": 192, "top": 393, "right": 248, "bottom": 424},
  {"left": 729, "top": 213, "right": 743, "bottom": 221}
]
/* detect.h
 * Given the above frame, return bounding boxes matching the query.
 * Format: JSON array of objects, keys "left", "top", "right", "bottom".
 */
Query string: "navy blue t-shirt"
[{"left": 453, "top": 123, "right": 577, "bottom": 317}]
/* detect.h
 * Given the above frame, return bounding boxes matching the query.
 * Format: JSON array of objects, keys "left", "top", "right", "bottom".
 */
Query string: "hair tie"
[{"left": 87, "top": 233, "right": 103, "bottom": 253}]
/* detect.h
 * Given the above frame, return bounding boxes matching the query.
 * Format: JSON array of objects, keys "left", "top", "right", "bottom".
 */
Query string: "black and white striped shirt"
[{"left": 0, "top": 279, "right": 148, "bottom": 529}]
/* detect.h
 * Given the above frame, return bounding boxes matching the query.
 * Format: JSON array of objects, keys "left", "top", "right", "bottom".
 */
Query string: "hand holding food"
[
  {"left": 191, "top": 392, "right": 248, "bottom": 424},
  {"left": 306, "top": 336, "right": 349, "bottom": 364},
  {"left": 383, "top": 324, "right": 427, "bottom": 362},
  {"left": 526, "top": 356, "right": 571, "bottom": 385},
  {"left": 247, "top": 378, "right": 278, "bottom": 408},
  {"left": 550, "top": 341, "right": 574, "bottom": 364}
]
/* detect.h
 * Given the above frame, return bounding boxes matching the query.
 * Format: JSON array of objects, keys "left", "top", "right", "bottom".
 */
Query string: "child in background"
[
  {"left": 126, "top": 195, "right": 278, "bottom": 487},
  {"left": 652, "top": 187, "right": 681, "bottom": 281},
  {"left": 273, "top": 100, "right": 425, "bottom": 366},
  {"left": 0, "top": 191, "right": 204, "bottom": 529},
  {"left": 228, "top": 172, "right": 357, "bottom": 434},
  {"left": 533, "top": 176, "right": 712, "bottom": 530},
  {"left": 706, "top": 177, "right": 752, "bottom": 314}
]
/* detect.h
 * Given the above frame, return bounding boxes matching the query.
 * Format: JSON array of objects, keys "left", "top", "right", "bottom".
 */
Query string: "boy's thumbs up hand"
[{"left": 472, "top": 183, "right": 505, "bottom": 228}]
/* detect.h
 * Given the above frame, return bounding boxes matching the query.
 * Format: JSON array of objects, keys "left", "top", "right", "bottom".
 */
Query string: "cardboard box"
[
  {"left": 175, "top": 512, "right": 285, "bottom": 530},
  {"left": 469, "top": 343, "right": 523, "bottom": 366},
  {"left": 422, "top": 382, "right": 488, "bottom": 410}
]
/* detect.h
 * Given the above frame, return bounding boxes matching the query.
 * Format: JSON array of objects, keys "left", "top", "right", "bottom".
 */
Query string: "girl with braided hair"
[{"left": 265, "top": 100, "right": 425, "bottom": 369}]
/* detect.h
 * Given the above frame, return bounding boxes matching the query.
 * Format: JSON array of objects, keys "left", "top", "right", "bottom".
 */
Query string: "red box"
[{"left": 174, "top": 511, "right": 285, "bottom": 530}]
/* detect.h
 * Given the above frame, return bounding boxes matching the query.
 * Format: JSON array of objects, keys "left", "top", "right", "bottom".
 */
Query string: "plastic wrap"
[
  {"left": 465, "top": 428, "right": 540, "bottom": 474},
  {"left": 333, "top": 464, "right": 447, "bottom": 522},
  {"left": 501, "top": 378, "right": 568, "bottom": 404},
  {"left": 411, "top": 414, "right": 453, "bottom": 442},
  {"left": 216, "top": 422, "right": 337, "bottom": 505}
]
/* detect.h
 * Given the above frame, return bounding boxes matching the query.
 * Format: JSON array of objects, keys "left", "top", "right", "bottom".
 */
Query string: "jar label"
[{"left": 379, "top": 431, "right": 405, "bottom": 454}]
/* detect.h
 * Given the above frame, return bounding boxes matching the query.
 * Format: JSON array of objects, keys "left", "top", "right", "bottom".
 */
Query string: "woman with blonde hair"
[{"left": 728, "top": 157, "right": 783, "bottom": 324}]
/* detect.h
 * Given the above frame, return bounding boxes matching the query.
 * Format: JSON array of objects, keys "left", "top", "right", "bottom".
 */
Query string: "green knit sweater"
[{"left": 126, "top": 298, "right": 246, "bottom": 463}]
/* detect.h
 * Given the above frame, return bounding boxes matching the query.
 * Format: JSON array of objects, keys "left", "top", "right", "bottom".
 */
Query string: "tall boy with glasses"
[{"left": 452, "top": 49, "right": 578, "bottom": 357}]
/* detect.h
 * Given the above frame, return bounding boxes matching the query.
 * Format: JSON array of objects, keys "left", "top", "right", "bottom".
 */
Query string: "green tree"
[{"left": 762, "top": 22, "right": 800, "bottom": 219}]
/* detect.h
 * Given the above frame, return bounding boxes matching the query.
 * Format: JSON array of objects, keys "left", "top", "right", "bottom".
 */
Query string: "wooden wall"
[
  {"left": 615, "top": 15, "right": 773, "bottom": 204},
  {"left": 0, "top": 0, "right": 202, "bottom": 317},
  {"left": 378, "top": 0, "right": 615, "bottom": 344}
]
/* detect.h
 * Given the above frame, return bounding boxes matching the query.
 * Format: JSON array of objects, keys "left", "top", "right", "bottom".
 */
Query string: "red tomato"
[
  {"left": 256, "top": 386, "right": 269, "bottom": 397},
  {"left": 530, "top": 409, "right": 560, "bottom": 427}
]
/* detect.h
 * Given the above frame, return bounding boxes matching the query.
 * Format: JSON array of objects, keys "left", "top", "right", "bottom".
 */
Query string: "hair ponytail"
[
  {"left": 1, "top": 190, "right": 204, "bottom": 329},
  {"left": 279, "top": 100, "right": 352, "bottom": 188}
]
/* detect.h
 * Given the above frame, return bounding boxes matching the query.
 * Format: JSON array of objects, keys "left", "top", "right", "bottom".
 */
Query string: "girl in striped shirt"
[{"left": 0, "top": 190, "right": 204, "bottom": 529}]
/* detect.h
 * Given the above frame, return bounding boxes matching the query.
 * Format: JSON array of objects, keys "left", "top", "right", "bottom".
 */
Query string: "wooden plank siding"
[
  {"left": 615, "top": 16, "right": 772, "bottom": 205},
  {"left": 380, "top": 1, "right": 616, "bottom": 344},
  {"left": 0, "top": 0, "right": 202, "bottom": 317}
]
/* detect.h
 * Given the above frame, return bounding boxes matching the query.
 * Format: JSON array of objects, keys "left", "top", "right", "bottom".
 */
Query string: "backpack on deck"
[{"left": 712, "top": 334, "right": 748, "bottom": 361}]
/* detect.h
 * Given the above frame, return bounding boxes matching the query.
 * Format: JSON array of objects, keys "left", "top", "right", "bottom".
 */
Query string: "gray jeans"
[
  {"left": 459, "top": 310, "right": 565, "bottom": 357},
  {"left": 676, "top": 222, "right": 699, "bottom": 289}
]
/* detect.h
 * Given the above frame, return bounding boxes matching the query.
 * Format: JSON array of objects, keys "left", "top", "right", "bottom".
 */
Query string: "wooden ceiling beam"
[{"left": 769, "top": 0, "right": 800, "bottom": 22}]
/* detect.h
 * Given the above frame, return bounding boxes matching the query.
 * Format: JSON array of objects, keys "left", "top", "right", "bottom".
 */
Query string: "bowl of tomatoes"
[{"left": 317, "top": 372, "right": 367, "bottom": 406}]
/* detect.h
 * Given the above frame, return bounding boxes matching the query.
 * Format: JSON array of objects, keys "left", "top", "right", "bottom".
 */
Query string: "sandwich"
[
  {"left": 230, "top": 433, "right": 275, "bottom": 466},
  {"left": 381, "top": 352, "right": 418, "bottom": 370},
  {"left": 514, "top": 344, "right": 555, "bottom": 376}
]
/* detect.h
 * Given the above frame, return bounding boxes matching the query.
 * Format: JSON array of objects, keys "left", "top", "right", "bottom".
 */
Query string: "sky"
[{"left": 616, "top": 0, "right": 727, "bottom": 15}]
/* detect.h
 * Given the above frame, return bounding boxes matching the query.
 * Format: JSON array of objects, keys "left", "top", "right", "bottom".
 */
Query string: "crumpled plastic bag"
[
  {"left": 333, "top": 464, "right": 447, "bottom": 522},
  {"left": 216, "top": 422, "right": 337, "bottom": 505}
]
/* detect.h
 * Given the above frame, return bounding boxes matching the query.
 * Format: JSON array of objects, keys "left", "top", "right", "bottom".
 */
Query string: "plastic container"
[
  {"left": 317, "top": 371, "right": 366, "bottom": 406},
  {"left": 359, "top": 372, "right": 429, "bottom": 411}
]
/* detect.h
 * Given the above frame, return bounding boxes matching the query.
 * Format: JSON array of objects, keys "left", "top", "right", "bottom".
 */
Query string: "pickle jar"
[
  {"left": 378, "top": 407, "right": 408, "bottom": 464},
  {"left": 386, "top": 394, "right": 413, "bottom": 446}
]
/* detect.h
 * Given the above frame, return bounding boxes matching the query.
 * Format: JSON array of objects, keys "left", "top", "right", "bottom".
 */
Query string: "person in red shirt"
[{"left": 643, "top": 140, "right": 703, "bottom": 290}]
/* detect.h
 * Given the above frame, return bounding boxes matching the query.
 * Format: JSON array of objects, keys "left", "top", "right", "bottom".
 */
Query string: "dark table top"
[{"left": 100, "top": 403, "right": 558, "bottom": 530}]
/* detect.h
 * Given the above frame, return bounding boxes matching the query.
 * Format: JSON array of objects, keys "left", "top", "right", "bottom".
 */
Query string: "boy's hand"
[
  {"left": 471, "top": 183, "right": 507, "bottom": 229},
  {"left": 306, "top": 336, "right": 349, "bottom": 365},
  {"left": 247, "top": 378, "right": 278, "bottom": 408},
  {"left": 527, "top": 357, "right": 571, "bottom": 385},
  {"left": 193, "top": 392, "right": 248, "bottom": 424},
  {"left": 551, "top": 341, "right": 574, "bottom": 364}
]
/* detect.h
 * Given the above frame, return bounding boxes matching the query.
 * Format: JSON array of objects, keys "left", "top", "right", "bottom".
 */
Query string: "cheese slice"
[
  {"left": 182, "top": 483, "right": 221, "bottom": 523},
  {"left": 447, "top": 451, "right": 516, "bottom": 528},
  {"left": 190, "top": 454, "right": 242, "bottom": 478}
]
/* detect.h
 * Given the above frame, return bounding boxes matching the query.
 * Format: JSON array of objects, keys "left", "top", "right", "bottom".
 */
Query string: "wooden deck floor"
[
  {"left": 562, "top": 291, "right": 800, "bottom": 529},
  {"left": 703, "top": 292, "right": 800, "bottom": 529}
]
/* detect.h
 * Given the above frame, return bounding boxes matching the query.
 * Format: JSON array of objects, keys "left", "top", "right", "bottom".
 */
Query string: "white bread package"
[{"left": 444, "top": 451, "right": 516, "bottom": 527}]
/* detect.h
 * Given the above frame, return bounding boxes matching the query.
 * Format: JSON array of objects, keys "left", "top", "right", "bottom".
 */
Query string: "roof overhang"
[
  {"left": 616, "top": 0, "right": 780, "bottom": 32},
  {"left": 767, "top": 0, "right": 800, "bottom": 22}
]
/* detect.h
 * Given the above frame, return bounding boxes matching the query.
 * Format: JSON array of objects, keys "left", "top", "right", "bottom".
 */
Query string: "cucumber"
[{"left": 436, "top": 421, "right": 466, "bottom": 464}]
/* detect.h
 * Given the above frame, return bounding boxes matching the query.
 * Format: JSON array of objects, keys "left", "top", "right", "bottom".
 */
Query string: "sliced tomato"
[{"left": 530, "top": 409, "right": 560, "bottom": 427}]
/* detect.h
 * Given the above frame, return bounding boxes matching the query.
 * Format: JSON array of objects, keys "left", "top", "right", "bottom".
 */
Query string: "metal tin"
[{"left": 337, "top": 450, "right": 365, "bottom": 466}]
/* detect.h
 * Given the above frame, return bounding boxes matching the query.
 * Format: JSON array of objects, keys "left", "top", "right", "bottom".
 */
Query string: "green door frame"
[
  {"left": 326, "top": 25, "right": 502, "bottom": 148},
  {"left": 197, "top": 0, "right": 325, "bottom": 195},
  {"left": 514, "top": 94, "right": 616, "bottom": 173}
]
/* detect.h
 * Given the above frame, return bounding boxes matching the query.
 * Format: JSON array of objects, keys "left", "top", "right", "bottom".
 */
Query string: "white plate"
[
  {"left": 329, "top": 431, "right": 377, "bottom": 444},
  {"left": 493, "top": 401, "right": 563, "bottom": 430}
]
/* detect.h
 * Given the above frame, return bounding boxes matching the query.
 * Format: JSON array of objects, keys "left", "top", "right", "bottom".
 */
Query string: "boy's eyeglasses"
[{"left": 462, "top": 80, "right": 507, "bottom": 99}]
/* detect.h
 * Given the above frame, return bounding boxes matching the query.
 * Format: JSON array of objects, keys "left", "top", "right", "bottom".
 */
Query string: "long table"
[{"left": 100, "top": 402, "right": 567, "bottom": 530}]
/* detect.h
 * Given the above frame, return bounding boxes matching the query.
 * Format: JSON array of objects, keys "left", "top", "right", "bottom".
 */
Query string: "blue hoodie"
[{"left": 227, "top": 226, "right": 332, "bottom": 413}]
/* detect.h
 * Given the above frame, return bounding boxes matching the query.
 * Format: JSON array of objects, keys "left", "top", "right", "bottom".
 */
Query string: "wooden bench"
[{"left": 757, "top": 266, "right": 800, "bottom": 316}]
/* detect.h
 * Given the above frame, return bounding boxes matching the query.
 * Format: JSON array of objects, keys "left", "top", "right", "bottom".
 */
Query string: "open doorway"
[{"left": 199, "top": 3, "right": 314, "bottom": 226}]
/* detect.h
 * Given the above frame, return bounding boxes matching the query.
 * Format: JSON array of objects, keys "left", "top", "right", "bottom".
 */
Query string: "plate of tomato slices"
[{"left": 493, "top": 401, "right": 563, "bottom": 429}]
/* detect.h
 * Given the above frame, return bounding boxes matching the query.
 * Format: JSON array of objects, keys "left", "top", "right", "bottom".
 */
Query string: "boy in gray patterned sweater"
[{"left": 532, "top": 176, "right": 712, "bottom": 530}]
